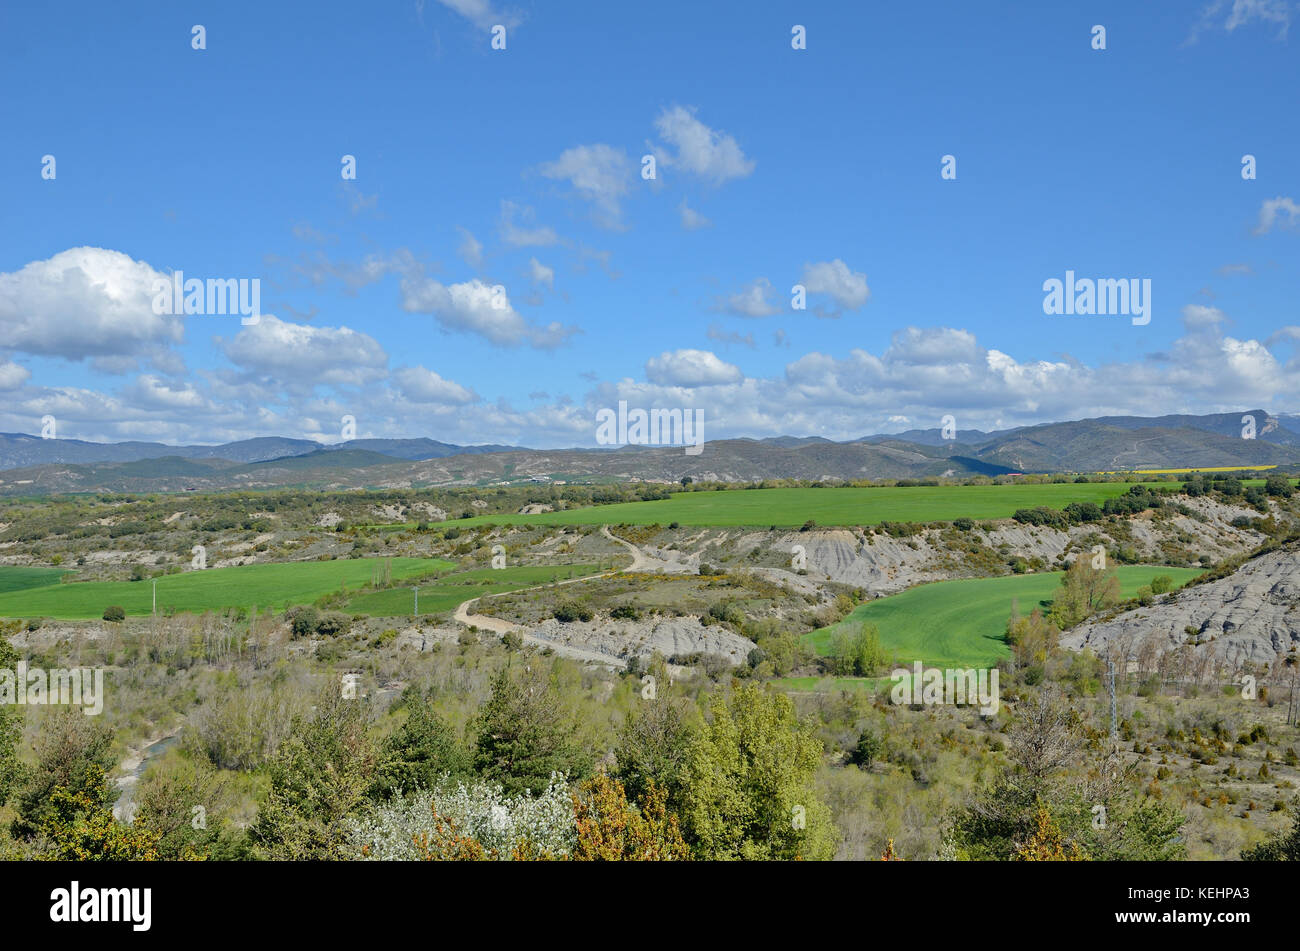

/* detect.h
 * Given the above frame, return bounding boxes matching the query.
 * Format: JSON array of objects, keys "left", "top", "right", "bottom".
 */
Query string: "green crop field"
[
  {"left": 805, "top": 565, "right": 1204, "bottom": 669},
  {"left": 772, "top": 676, "right": 884, "bottom": 693},
  {"left": 0, "top": 566, "right": 70, "bottom": 594},
  {"left": 345, "top": 564, "right": 604, "bottom": 616},
  {"left": 0, "top": 557, "right": 456, "bottom": 620},
  {"left": 421, "top": 482, "right": 1176, "bottom": 530}
]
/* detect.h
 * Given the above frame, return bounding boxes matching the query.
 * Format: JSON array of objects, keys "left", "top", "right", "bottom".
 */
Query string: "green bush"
[
  {"left": 102, "top": 605, "right": 125, "bottom": 622},
  {"left": 553, "top": 602, "right": 594, "bottom": 623}
]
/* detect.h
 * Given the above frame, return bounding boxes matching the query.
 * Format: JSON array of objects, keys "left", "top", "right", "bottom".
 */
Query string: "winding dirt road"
[{"left": 452, "top": 528, "right": 638, "bottom": 667}]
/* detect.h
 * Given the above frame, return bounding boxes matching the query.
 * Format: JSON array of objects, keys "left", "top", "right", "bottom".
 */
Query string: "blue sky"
[{"left": 1, "top": 0, "right": 1297, "bottom": 447}]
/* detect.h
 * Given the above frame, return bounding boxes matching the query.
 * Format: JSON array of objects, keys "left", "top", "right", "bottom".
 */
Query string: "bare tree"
[{"left": 1008, "top": 685, "right": 1081, "bottom": 783}]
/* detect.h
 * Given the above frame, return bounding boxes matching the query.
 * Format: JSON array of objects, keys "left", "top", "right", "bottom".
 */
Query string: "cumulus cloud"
[
  {"left": 538, "top": 145, "right": 633, "bottom": 227},
  {"left": 645, "top": 348, "right": 743, "bottom": 386},
  {"left": 1254, "top": 196, "right": 1300, "bottom": 234},
  {"left": 0, "top": 247, "right": 184, "bottom": 361},
  {"left": 1181, "top": 303, "right": 1229, "bottom": 332},
  {"left": 400, "top": 276, "right": 577, "bottom": 348},
  {"left": 801, "top": 259, "right": 870, "bottom": 314},
  {"left": 121, "top": 375, "right": 213, "bottom": 412},
  {"left": 393, "top": 365, "right": 479, "bottom": 405},
  {"left": 217, "top": 314, "right": 388, "bottom": 386},
  {"left": 716, "top": 277, "right": 781, "bottom": 317},
  {"left": 886, "top": 327, "right": 982, "bottom": 365},
  {"left": 0, "top": 360, "right": 31, "bottom": 390},
  {"left": 653, "top": 106, "right": 755, "bottom": 184}
]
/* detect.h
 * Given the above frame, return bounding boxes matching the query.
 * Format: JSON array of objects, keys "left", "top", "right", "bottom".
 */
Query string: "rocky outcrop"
[
  {"left": 1062, "top": 546, "right": 1300, "bottom": 666},
  {"left": 527, "top": 615, "right": 756, "bottom": 665}
]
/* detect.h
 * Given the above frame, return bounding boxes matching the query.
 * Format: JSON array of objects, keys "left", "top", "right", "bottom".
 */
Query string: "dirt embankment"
[{"left": 1063, "top": 545, "right": 1300, "bottom": 666}]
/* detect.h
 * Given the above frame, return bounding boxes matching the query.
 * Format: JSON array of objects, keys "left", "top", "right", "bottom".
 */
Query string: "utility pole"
[
  {"left": 1106, "top": 650, "right": 1118, "bottom": 742},
  {"left": 413, "top": 586, "right": 419, "bottom": 617},
  {"left": 152, "top": 579, "right": 157, "bottom": 616}
]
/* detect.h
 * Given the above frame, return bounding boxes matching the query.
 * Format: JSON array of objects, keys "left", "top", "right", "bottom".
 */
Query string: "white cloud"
[
  {"left": 217, "top": 314, "right": 388, "bottom": 386},
  {"left": 886, "top": 327, "right": 981, "bottom": 365},
  {"left": 717, "top": 277, "right": 780, "bottom": 317},
  {"left": 1181, "top": 303, "right": 1228, "bottom": 331},
  {"left": 400, "top": 276, "right": 577, "bottom": 349},
  {"left": 653, "top": 106, "right": 755, "bottom": 184},
  {"left": 0, "top": 360, "right": 31, "bottom": 391},
  {"left": 436, "top": 0, "right": 520, "bottom": 30},
  {"left": 538, "top": 145, "right": 633, "bottom": 227},
  {"left": 0, "top": 247, "right": 183, "bottom": 361},
  {"left": 679, "top": 200, "right": 712, "bottom": 231},
  {"left": 121, "top": 375, "right": 213, "bottom": 411},
  {"left": 802, "top": 259, "right": 870, "bottom": 313},
  {"left": 529, "top": 257, "right": 555, "bottom": 290},
  {"left": 499, "top": 200, "right": 560, "bottom": 247},
  {"left": 1190, "top": 0, "right": 1293, "bottom": 41},
  {"left": 393, "top": 365, "right": 479, "bottom": 405},
  {"left": 1254, "top": 196, "right": 1300, "bottom": 234},
  {"left": 645, "top": 348, "right": 743, "bottom": 386}
]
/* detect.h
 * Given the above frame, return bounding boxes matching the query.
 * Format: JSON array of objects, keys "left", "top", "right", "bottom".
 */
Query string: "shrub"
[
  {"left": 347, "top": 777, "right": 576, "bottom": 860},
  {"left": 1012, "top": 506, "right": 1070, "bottom": 530},
  {"left": 102, "top": 605, "right": 126, "bottom": 622},
  {"left": 287, "top": 606, "right": 320, "bottom": 638},
  {"left": 849, "top": 729, "right": 882, "bottom": 769},
  {"left": 1064, "top": 501, "right": 1102, "bottom": 523},
  {"left": 314, "top": 612, "right": 351, "bottom": 637},
  {"left": 1264, "top": 474, "right": 1292, "bottom": 498},
  {"left": 553, "top": 603, "right": 594, "bottom": 623}
]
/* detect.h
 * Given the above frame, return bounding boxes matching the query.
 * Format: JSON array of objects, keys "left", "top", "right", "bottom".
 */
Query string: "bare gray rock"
[
  {"left": 528, "top": 615, "right": 756, "bottom": 665},
  {"left": 1062, "top": 546, "right": 1300, "bottom": 666}
]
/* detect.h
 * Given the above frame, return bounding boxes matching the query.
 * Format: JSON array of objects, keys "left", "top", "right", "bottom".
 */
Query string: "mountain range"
[{"left": 1, "top": 409, "right": 1296, "bottom": 495}]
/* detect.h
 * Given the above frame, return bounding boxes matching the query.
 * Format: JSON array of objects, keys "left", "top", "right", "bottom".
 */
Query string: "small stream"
[{"left": 112, "top": 729, "right": 181, "bottom": 823}]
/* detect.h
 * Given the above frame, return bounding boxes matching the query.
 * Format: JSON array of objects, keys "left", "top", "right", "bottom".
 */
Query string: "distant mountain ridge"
[
  {"left": 1, "top": 409, "right": 1297, "bottom": 494},
  {"left": 0, "top": 432, "right": 523, "bottom": 471}
]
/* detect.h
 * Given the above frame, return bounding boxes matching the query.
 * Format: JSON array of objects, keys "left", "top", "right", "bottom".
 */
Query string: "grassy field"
[
  {"left": 414, "top": 483, "right": 1180, "bottom": 530},
  {"left": 805, "top": 565, "right": 1205, "bottom": 669},
  {"left": 0, "top": 566, "right": 69, "bottom": 594},
  {"left": 0, "top": 558, "right": 456, "bottom": 620},
  {"left": 345, "top": 564, "right": 604, "bottom": 616},
  {"left": 773, "top": 676, "right": 884, "bottom": 693}
]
